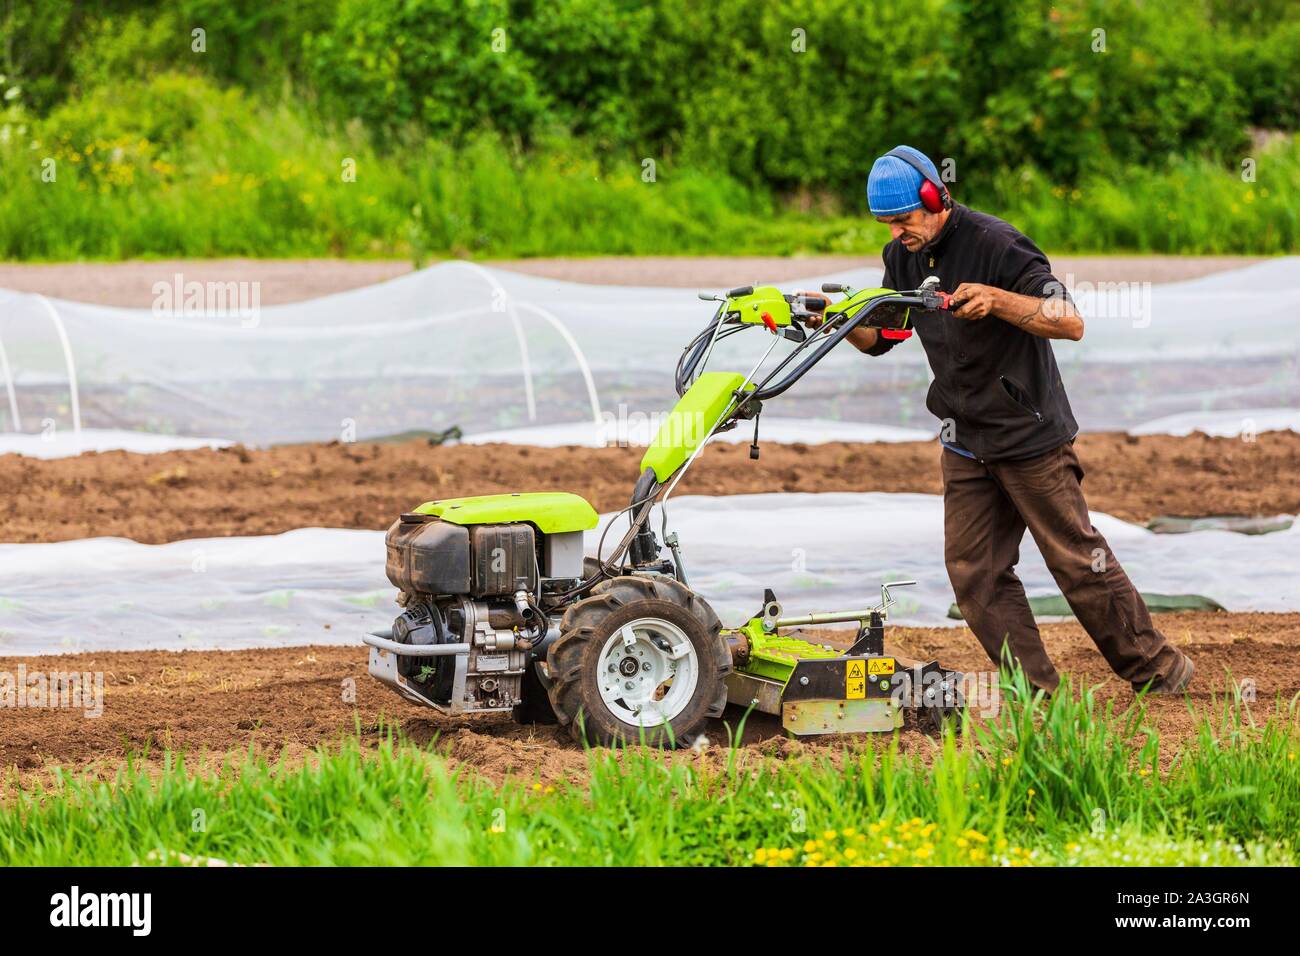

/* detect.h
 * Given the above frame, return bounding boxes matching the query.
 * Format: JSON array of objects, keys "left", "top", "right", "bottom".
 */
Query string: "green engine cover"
[{"left": 412, "top": 492, "right": 599, "bottom": 533}]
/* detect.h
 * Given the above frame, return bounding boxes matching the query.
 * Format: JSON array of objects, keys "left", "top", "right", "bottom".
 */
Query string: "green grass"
[
  {"left": 1, "top": 74, "right": 1295, "bottom": 262},
  {"left": 2, "top": 671, "right": 1297, "bottom": 867},
  {"left": 990, "top": 144, "right": 1300, "bottom": 256}
]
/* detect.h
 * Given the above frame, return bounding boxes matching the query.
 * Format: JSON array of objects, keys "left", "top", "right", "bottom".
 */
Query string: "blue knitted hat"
[{"left": 867, "top": 146, "right": 940, "bottom": 216}]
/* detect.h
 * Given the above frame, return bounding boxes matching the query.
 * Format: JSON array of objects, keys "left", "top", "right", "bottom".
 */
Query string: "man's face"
[{"left": 875, "top": 209, "right": 942, "bottom": 251}]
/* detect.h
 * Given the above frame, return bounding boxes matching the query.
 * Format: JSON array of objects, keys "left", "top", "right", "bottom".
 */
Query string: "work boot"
[{"left": 1135, "top": 650, "right": 1194, "bottom": 695}]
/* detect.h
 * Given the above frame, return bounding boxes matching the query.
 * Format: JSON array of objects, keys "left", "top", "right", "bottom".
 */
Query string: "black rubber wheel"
[{"left": 546, "top": 575, "right": 729, "bottom": 748}]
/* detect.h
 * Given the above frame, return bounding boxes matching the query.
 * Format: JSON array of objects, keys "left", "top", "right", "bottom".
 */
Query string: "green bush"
[
  {"left": 291, "top": 0, "right": 1270, "bottom": 195},
  {"left": 0, "top": 75, "right": 405, "bottom": 259},
  {"left": 990, "top": 137, "right": 1299, "bottom": 254},
  {"left": 1, "top": 70, "right": 1293, "bottom": 260},
  {"left": 1226, "top": 20, "right": 1300, "bottom": 130},
  {"left": 303, "top": 0, "right": 545, "bottom": 139},
  {"left": 0, "top": 73, "right": 883, "bottom": 260},
  {"left": 0, "top": 0, "right": 1296, "bottom": 259},
  {"left": 9, "top": 0, "right": 1283, "bottom": 193}
]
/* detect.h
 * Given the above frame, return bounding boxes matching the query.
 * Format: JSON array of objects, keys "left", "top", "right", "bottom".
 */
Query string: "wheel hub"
[{"left": 597, "top": 617, "right": 700, "bottom": 728}]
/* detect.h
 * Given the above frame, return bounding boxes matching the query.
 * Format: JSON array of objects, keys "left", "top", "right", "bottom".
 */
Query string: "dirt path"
[
  {"left": 1, "top": 431, "right": 1295, "bottom": 545},
  {"left": 0, "top": 255, "right": 1270, "bottom": 307},
  {"left": 2, "top": 611, "right": 1294, "bottom": 787}
]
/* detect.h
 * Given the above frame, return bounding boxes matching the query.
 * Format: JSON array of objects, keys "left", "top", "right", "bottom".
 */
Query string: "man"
[{"left": 835, "top": 145, "right": 1192, "bottom": 696}]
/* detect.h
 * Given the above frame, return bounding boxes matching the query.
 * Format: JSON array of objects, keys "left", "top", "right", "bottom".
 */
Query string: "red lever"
[
  {"left": 881, "top": 328, "right": 913, "bottom": 340},
  {"left": 760, "top": 311, "right": 777, "bottom": 333}
]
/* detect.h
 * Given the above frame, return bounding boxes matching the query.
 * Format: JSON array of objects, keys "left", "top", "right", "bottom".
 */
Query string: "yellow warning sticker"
[
  {"left": 846, "top": 660, "right": 866, "bottom": 699},
  {"left": 867, "top": 658, "right": 895, "bottom": 675}
]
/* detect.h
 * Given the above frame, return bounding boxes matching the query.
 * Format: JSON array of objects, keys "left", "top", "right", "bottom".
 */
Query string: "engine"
[{"left": 373, "top": 512, "right": 581, "bottom": 713}]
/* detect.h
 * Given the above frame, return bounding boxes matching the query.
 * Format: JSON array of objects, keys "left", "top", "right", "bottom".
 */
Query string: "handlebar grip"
[
  {"left": 820, "top": 282, "right": 844, "bottom": 294},
  {"left": 728, "top": 285, "right": 754, "bottom": 298}
]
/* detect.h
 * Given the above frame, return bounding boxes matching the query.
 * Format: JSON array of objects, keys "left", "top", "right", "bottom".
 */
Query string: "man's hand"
[
  {"left": 798, "top": 289, "right": 882, "bottom": 351},
  {"left": 950, "top": 283, "right": 999, "bottom": 320},
  {"left": 795, "top": 290, "right": 831, "bottom": 328}
]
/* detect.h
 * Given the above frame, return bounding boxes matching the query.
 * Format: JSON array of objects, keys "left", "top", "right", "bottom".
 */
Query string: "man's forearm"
[
  {"left": 991, "top": 288, "right": 1084, "bottom": 341},
  {"left": 846, "top": 326, "right": 881, "bottom": 352}
]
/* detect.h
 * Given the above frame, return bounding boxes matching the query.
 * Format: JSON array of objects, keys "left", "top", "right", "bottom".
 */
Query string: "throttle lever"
[{"left": 921, "top": 290, "right": 955, "bottom": 311}]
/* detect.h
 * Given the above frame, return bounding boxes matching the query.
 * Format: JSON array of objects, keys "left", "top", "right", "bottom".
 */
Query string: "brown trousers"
[{"left": 941, "top": 441, "right": 1180, "bottom": 692}]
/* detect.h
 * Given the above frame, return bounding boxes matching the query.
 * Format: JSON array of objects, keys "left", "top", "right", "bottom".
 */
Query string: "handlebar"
[
  {"left": 674, "top": 288, "right": 951, "bottom": 399},
  {"left": 746, "top": 292, "right": 935, "bottom": 401}
]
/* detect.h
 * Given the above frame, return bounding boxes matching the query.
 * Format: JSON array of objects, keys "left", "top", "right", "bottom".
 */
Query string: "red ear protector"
[{"left": 885, "top": 148, "right": 952, "bottom": 213}]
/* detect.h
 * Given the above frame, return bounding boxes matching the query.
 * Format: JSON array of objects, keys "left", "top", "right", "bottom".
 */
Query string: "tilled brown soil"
[
  {"left": 2, "top": 430, "right": 1297, "bottom": 545},
  {"left": 3, "top": 612, "right": 1296, "bottom": 788}
]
